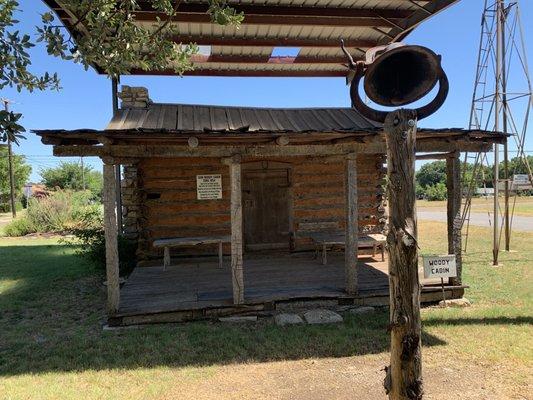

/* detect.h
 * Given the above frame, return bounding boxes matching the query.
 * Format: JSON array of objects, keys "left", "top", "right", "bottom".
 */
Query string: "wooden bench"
[
  {"left": 308, "top": 232, "right": 387, "bottom": 265},
  {"left": 153, "top": 235, "right": 231, "bottom": 270}
]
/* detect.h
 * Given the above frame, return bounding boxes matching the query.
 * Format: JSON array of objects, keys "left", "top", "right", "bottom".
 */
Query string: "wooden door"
[{"left": 243, "top": 168, "right": 291, "bottom": 250}]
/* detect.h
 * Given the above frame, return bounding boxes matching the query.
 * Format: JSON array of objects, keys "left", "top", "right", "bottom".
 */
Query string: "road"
[{"left": 417, "top": 210, "right": 533, "bottom": 232}]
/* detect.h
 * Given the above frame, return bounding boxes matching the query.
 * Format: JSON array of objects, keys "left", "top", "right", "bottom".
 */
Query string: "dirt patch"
[{"left": 156, "top": 353, "right": 531, "bottom": 400}]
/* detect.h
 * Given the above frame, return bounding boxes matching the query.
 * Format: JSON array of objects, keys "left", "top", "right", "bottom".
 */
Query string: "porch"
[{"left": 112, "top": 252, "right": 466, "bottom": 326}]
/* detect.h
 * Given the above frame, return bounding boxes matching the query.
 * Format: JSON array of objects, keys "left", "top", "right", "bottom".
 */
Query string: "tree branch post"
[
  {"left": 103, "top": 162, "right": 120, "bottom": 315},
  {"left": 345, "top": 152, "right": 358, "bottom": 295},
  {"left": 446, "top": 151, "right": 462, "bottom": 285},
  {"left": 383, "top": 109, "right": 423, "bottom": 400}
]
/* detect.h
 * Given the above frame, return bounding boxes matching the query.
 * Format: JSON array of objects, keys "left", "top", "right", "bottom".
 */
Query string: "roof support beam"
[
  {"left": 170, "top": 36, "right": 376, "bottom": 48},
  {"left": 135, "top": 3, "right": 414, "bottom": 27},
  {"left": 51, "top": 140, "right": 495, "bottom": 159},
  {"left": 189, "top": 54, "right": 348, "bottom": 64},
  {"left": 128, "top": 68, "right": 348, "bottom": 77}
]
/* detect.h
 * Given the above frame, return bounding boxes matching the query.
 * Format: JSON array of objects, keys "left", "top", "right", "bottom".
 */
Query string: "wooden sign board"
[
  {"left": 513, "top": 174, "right": 529, "bottom": 184},
  {"left": 196, "top": 174, "right": 222, "bottom": 200},
  {"left": 423, "top": 255, "right": 457, "bottom": 279},
  {"left": 512, "top": 174, "right": 532, "bottom": 190}
]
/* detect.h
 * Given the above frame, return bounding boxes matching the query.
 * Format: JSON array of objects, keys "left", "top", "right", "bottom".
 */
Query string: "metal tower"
[{"left": 461, "top": 0, "right": 532, "bottom": 264}]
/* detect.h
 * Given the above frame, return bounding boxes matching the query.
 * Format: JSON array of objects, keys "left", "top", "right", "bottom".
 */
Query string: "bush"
[
  {"left": 3, "top": 190, "right": 101, "bottom": 236},
  {"left": 0, "top": 201, "right": 23, "bottom": 213},
  {"left": 64, "top": 226, "right": 137, "bottom": 276},
  {"left": 3, "top": 217, "right": 33, "bottom": 236},
  {"left": 41, "top": 162, "right": 103, "bottom": 201},
  {"left": 425, "top": 182, "right": 448, "bottom": 201}
]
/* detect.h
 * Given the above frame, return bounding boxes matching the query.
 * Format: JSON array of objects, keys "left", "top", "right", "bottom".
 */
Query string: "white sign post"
[
  {"left": 512, "top": 174, "right": 532, "bottom": 190},
  {"left": 196, "top": 174, "right": 222, "bottom": 200},
  {"left": 423, "top": 255, "right": 457, "bottom": 306}
]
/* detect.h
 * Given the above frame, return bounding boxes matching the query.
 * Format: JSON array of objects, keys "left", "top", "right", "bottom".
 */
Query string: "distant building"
[
  {"left": 476, "top": 187, "right": 495, "bottom": 197},
  {"left": 23, "top": 183, "right": 48, "bottom": 199}
]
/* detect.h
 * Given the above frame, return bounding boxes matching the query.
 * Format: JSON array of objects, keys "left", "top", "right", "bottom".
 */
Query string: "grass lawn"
[
  {"left": 418, "top": 196, "right": 533, "bottom": 217},
  {"left": 0, "top": 222, "right": 531, "bottom": 399}
]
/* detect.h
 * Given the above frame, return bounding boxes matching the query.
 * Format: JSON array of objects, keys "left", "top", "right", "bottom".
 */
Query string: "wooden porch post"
[
  {"left": 383, "top": 110, "right": 422, "bottom": 399},
  {"left": 446, "top": 151, "right": 463, "bottom": 285},
  {"left": 103, "top": 162, "right": 120, "bottom": 314},
  {"left": 229, "top": 156, "right": 244, "bottom": 304},
  {"left": 345, "top": 152, "right": 358, "bottom": 295}
]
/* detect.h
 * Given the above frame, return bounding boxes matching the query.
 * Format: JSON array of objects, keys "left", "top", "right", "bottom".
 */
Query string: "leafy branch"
[{"left": 0, "top": 0, "right": 244, "bottom": 144}]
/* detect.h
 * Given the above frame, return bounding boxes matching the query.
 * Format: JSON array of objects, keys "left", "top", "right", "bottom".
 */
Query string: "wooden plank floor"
[{"left": 118, "top": 252, "right": 451, "bottom": 318}]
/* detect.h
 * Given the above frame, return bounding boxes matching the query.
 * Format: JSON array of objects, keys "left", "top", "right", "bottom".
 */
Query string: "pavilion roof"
[{"left": 43, "top": 0, "right": 460, "bottom": 77}]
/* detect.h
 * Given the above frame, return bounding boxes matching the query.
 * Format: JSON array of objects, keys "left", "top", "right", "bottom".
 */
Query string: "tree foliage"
[
  {"left": 0, "top": 0, "right": 243, "bottom": 143},
  {"left": 415, "top": 157, "right": 533, "bottom": 200},
  {"left": 40, "top": 162, "right": 103, "bottom": 201},
  {"left": 505, "top": 155, "right": 533, "bottom": 177},
  {"left": 0, "top": 146, "right": 31, "bottom": 204},
  {"left": 416, "top": 161, "right": 447, "bottom": 189}
]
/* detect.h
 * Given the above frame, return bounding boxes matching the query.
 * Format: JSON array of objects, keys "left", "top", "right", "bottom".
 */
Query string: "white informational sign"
[
  {"left": 512, "top": 174, "right": 532, "bottom": 190},
  {"left": 423, "top": 255, "right": 457, "bottom": 279},
  {"left": 513, "top": 174, "right": 529, "bottom": 185},
  {"left": 196, "top": 174, "right": 222, "bottom": 200}
]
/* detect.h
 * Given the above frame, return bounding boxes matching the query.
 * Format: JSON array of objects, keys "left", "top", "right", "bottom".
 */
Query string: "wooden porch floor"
[{"left": 113, "top": 252, "right": 465, "bottom": 325}]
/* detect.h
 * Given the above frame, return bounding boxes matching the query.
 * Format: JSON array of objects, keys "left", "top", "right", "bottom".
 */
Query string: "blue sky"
[{"left": 5, "top": 0, "right": 533, "bottom": 181}]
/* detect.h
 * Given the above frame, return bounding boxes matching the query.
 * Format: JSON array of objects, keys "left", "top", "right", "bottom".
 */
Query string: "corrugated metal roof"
[
  {"left": 106, "top": 103, "right": 381, "bottom": 132},
  {"left": 43, "top": 0, "right": 460, "bottom": 77}
]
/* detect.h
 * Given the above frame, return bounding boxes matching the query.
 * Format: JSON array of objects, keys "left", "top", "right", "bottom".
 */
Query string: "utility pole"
[
  {"left": 3, "top": 99, "right": 17, "bottom": 218},
  {"left": 81, "top": 157, "right": 86, "bottom": 190}
]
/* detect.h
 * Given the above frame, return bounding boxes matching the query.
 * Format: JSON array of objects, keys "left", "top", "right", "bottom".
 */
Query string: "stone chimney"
[{"left": 118, "top": 85, "right": 151, "bottom": 108}]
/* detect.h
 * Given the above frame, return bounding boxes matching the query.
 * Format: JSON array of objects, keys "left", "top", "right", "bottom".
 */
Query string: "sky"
[{"left": 4, "top": 0, "right": 533, "bottom": 182}]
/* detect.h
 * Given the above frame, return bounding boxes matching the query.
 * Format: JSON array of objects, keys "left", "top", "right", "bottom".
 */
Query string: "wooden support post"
[
  {"left": 383, "top": 110, "right": 423, "bottom": 400},
  {"left": 345, "top": 152, "right": 358, "bottom": 295},
  {"left": 446, "top": 151, "right": 463, "bottom": 285},
  {"left": 111, "top": 78, "right": 123, "bottom": 234},
  {"left": 218, "top": 241, "right": 223, "bottom": 269},
  {"left": 229, "top": 157, "right": 244, "bottom": 304},
  {"left": 163, "top": 247, "right": 170, "bottom": 270},
  {"left": 103, "top": 163, "right": 120, "bottom": 315}
]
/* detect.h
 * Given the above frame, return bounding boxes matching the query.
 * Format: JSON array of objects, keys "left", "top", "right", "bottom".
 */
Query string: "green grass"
[
  {"left": 0, "top": 222, "right": 531, "bottom": 399},
  {"left": 417, "top": 196, "right": 533, "bottom": 216}
]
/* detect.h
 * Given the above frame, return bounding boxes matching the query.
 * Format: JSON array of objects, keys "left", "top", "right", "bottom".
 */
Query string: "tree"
[
  {"left": 0, "top": 0, "right": 243, "bottom": 143},
  {"left": 0, "top": 146, "right": 31, "bottom": 207},
  {"left": 41, "top": 162, "right": 103, "bottom": 201},
  {"left": 416, "top": 161, "right": 447, "bottom": 189},
  {"left": 502, "top": 155, "right": 533, "bottom": 177}
]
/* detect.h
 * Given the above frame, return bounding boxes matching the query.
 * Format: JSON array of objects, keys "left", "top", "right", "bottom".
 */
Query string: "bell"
[{"left": 363, "top": 45, "right": 442, "bottom": 107}]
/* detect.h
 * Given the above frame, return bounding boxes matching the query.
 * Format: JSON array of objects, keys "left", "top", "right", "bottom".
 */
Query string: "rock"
[
  {"left": 350, "top": 306, "right": 376, "bottom": 315},
  {"left": 439, "top": 298, "right": 471, "bottom": 308},
  {"left": 303, "top": 309, "right": 343, "bottom": 324},
  {"left": 274, "top": 313, "right": 304, "bottom": 326},
  {"left": 218, "top": 316, "right": 258, "bottom": 323},
  {"left": 33, "top": 334, "right": 47, "bottom": 344}
]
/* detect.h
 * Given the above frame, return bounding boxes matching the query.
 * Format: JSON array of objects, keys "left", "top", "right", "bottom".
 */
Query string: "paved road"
[{"left": 417, "top": 210, "right": 533, "bottom": 232}]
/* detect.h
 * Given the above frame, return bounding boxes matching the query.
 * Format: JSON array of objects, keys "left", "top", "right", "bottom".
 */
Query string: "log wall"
[{"left": 132, "top": 155, "right": 386, "bottom": 260}]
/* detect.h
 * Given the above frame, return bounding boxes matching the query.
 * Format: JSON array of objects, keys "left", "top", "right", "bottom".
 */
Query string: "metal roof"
[
  {"left": 106, "top": 103, "right": 381, "bottom": 132},
  {"left": 42, "top": 0, "right": 460, "bottom": 77}
]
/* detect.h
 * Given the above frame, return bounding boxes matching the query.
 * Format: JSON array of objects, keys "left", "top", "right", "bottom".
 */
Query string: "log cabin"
[
  {"left": 35, "top": 0, "right": 508, "bottom": 325},
  {"left": 34, "top": 87, "right": 507, "bottom": 326}
]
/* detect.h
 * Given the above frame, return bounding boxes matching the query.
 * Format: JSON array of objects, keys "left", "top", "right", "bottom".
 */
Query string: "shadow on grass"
[{"left": 0, "top": 243, "right": 447, "bottom": 376}]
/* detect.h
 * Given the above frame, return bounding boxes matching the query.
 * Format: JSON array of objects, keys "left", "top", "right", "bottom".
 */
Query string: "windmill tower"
[{"left": 462, "top": 0, "right": 532, "bottom": 265}]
